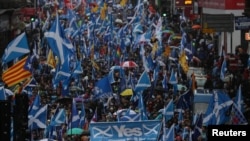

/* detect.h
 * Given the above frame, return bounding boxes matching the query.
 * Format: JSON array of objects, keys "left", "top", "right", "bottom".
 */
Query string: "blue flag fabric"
[
  {"left": 203, "top": 90, "right": 233, "bottom": 125},
  {"left": 28, "top": 104, "right": 48, "bottom": 130},
  {"left": 192, "top": 113, "right": 203, "bottom": 141},
  {"left": 2, "top": 32, "right": 30, "bottom": 64},
  {"left": 44, "top": 14, "right": 75, "bottom": 88},
  {"left": 93, "top": 75, "right": 113, "bottom": 100},
  {"left": 175, "top": 89, "right": 192, "bottom": 112},
  {"left": 134, "top": 71, "right": 151, "bottom": 94},
  {"left": 162, "top": 123, "right": 175, "bottom": 141},
  {"left": 50, "top": 108, "right": 66, "bottom": 126},
  {"left": 234, "top": 84, "right": 244, "bottom": 113},
  {"left": 120, "top": 113, "right": 141, "bottom": 122},
  {"left": 79, "top": 102, "right": 86, "bottom": 128},
  {"left": 163, "top": 99, "right": 174, "bottom": 121},
  {"left": 138, "top": 93, "right": 148, "bottom": 120},
  {"left": 28, "top": 95, "right": 41, "bottom": 119},
  {"left": 68, "top": 99, "right": 80, "bottom": 129},
  {"left": 169, "top": 68, "right": 177, "bottom": 84}
]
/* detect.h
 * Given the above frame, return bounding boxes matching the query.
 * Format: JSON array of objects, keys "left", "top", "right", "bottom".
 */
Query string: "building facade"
[{"left": 198, "top": 0, "right": 246, "bottom": 54}]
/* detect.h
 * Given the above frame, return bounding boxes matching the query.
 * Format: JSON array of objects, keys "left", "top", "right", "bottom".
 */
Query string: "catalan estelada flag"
[{"left": 2, "top": 56, "right": 32, "bottom": 87}]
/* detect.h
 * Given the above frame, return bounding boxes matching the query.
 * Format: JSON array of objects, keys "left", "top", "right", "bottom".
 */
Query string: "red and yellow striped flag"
[{"left": 2, "top": 56, "right": 32, "bottom": 87}]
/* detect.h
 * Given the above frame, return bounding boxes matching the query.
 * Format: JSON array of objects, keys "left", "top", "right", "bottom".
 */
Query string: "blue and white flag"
[
  {"left": 50, "top": 108, "right": 66, "bottom": 126},
  {"left": 175, "top": 89, "right": 192, "bottom": 112},
  {"left": 89, "top": 120, "right": 162, "bottom": 141},
  {"left": 120, "top": 113, "right": 141, "bottom": 122},
  {"left": 29, "top": 104, "right": 48, "bottom": 130},
  {"left": 28, "top": 94, "right": 41, "bottom": 119},
  {"left": 138, "top": 93, "right": 148, "bottom": 120},
  {"left": 234, "top": 84, "right": 244, "bottom": 113},
  {"left": 192, "top": 113, "right": 203, "bottom": 141},
  {"left": 44, "top": 14, "right": 74, "bottom": 87},
  {"left": 203, "top": 90, "right": 233, "bottom": 125},
  {"left": 68, "top": 99, "right": 80, "bottom": 129},
  {"left": 162, "top": 123, "right": 175, "bottom": 141},
  {"left": 2, "top": 32, "right": 30, "bottom": 64},
  {"left": 134, "top": 71, "right": 151, "bottom": 94},
  {"left": 163, "top": 99, "right": 174, "bottom": 121},
  {"left": 169, "top": 68, "right": 177, "bottom": 84},
  {"left": 79, "top": 102, "right": 86, "bottom": 128},
  {"left": 93, "top": 75, "right": 113, "bottom": 100}
]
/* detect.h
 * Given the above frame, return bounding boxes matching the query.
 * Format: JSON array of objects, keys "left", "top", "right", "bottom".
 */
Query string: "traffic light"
[
  {"left": 160, "top": 0, "right": 171, "bottom": 18},
  {"left": 30, "top": 16, "right": 37, "bottom": 22}
]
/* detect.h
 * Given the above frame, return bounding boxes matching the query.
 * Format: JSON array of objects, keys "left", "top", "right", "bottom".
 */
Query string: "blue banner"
[{"left": 89, "top": 120, "right": 162, "bottom": 141}]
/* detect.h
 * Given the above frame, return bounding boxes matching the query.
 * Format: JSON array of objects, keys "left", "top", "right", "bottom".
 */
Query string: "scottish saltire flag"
[
  {"left": 79, "top": 102, "right": 86, "bottom": 128},
  {"left": 169, "top": 68, "right": 178, "bottom": 94},
  {"left": 192, "top": 113, "right": 203, "bottom": 141},
  {"left": 50, "top": 108, "right": 66, "bottom": 126},
  {"left": 203, "top": 90, "right": 233, "bottom": 125},
  {"left": 93, "top": 75, "right": 113, "bottom": 100},
  {"left": 44, "top": 14, "right": 74, "bottom": 85},
  {"left": 220, "top": 58, "right": 227, "bottom": 81},
  {"left": 72, "top": 61, "right": 83, "bottom": 75},
  {"left": 162, "top": 123, "right": 175, "bottom": 141},
  {"left": 182, "top": 127, "right": 189, "bottom": 141},
  {"left": 1, "top": 32, "right": 30, "bottom": 64},
  {"left": 134, "top": 71, "right": 151, "bottom": 94},
  {"left": 234, "top": 84, "right": 244, "bottom": 113},
  {"left": 120, "top": 111, "right": 140, "bottom": 122},
  {"left": 169, "top": 68, "right": 177, "bottom": 84},
  {"left": 28, "top": 94, "right": 41, "bottom": 119},
  {"left": 163, "top": 99, "right": 174, "bottom": 121},
  {"left": 68, "top": 99, "right": 80, "bottom": 128},
  {"left": 28, "top": 104, "right": 48, "bottom": 130},
  {"left": 230, "top": 103, "right": 248, "bottom": 125},
  {"left": 175, "top": 89, "right": 192, "bottom": 112}
]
